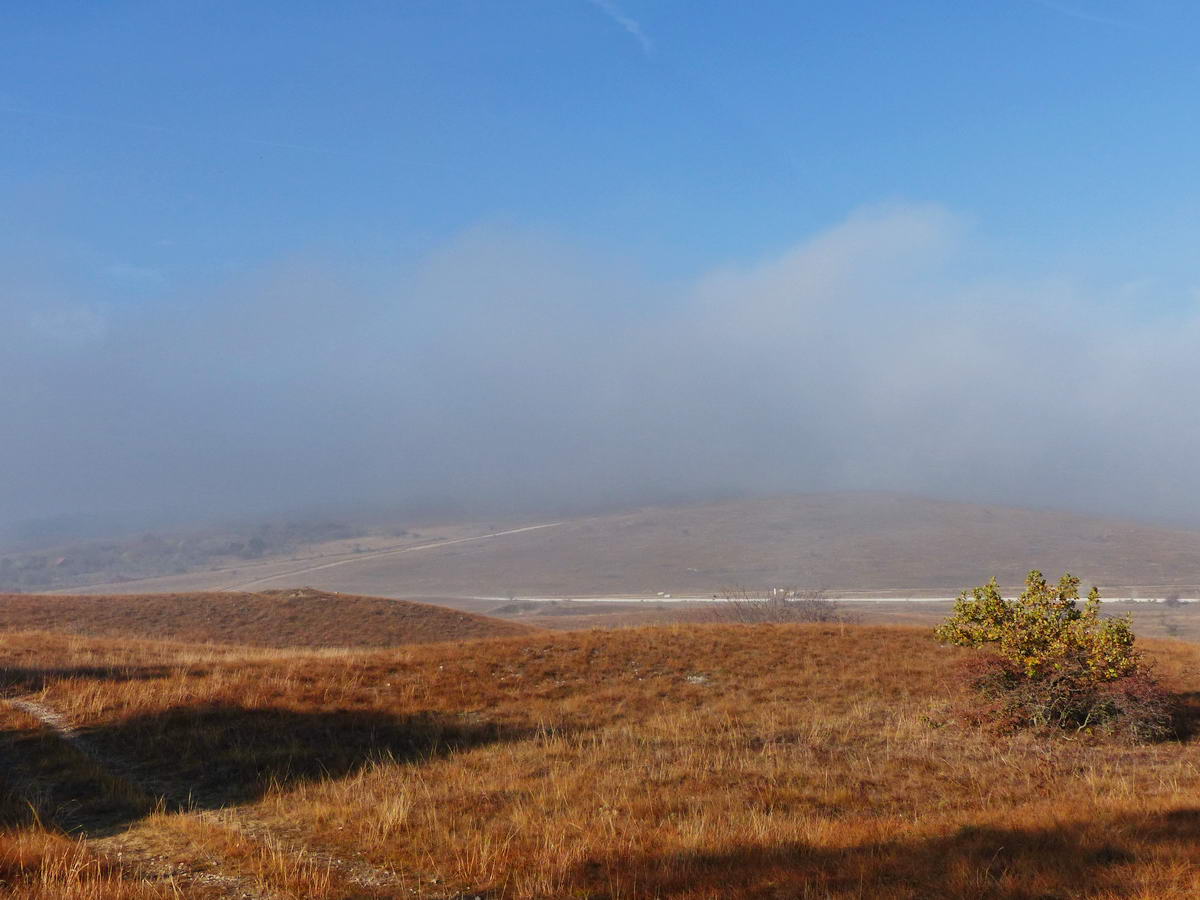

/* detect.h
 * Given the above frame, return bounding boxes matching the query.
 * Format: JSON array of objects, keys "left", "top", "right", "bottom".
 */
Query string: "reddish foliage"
[{"left": 951, "top": 651, "right": 1178, "bottom": 741}]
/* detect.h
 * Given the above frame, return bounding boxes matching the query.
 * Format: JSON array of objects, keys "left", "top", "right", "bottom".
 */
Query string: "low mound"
[{"left": 0, "top": 587, "right": 537, "bottom": 647}]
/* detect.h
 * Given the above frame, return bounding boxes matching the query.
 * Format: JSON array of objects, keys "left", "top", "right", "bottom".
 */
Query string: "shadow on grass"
[
  {"left": 572, "top": 808, "right": 1200, "bottom": 899},
  {"left": 1, "top": 704, "right": 530, "bottom": 837},
  {"left": 0, "top": 665, "right": 175, "bottom": 694},
  {"left": 1171, "top": 691, "right": 1200, "bottom": 739}
]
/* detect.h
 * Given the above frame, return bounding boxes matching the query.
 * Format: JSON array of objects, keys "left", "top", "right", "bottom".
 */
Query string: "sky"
[{"left": 3, "top": 1, "right": 1200, "bottom": 534}]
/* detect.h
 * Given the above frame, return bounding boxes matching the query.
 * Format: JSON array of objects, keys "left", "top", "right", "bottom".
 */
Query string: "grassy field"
[{"left": 3, "top": 621, "right": 1200, "bottom": 898}]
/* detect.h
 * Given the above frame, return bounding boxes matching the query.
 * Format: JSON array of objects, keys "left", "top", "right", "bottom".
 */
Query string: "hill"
[
  {"left": 0, "top": 588, "right": 536, "bottom": 648},
  {"left": 2, "top": 624, "right": 1199, "bottom": 897},
  {"left": 46, "top": 492, "right": 1200, "bottom": 600},
  {"left": 0, "top": 519, "right": 499, "bottom": 594}
]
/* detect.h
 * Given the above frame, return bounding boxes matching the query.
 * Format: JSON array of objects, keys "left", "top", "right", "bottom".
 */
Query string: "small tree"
[
  {"left": 936, "top": 571, "right": 1137, "bottom": 680},
  {"left": 937, "top": 571, "right": 1171, "bottom": 740}
]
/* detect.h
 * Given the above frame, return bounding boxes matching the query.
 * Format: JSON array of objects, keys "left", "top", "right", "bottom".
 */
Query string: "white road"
[{"left": 473, "top": 594, "right": 1200, "bottom": 604}]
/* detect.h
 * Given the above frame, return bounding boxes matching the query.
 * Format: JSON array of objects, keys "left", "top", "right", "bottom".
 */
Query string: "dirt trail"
[
  {"left": 1, "top": 694, "right": 415, "bottom": 898},
  {"left": 220, "top": 520, "right": 563, "bottom": 591},
  {"left": 9, "top": 697, "right": 80, "bottom": 740},
  {"left": 1, "top": 695, "right": 285, "bottom": 899}
]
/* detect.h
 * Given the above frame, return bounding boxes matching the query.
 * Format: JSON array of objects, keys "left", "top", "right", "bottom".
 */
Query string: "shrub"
[
  {"left": 707, "top": 588, "right": 856, "bottom": 624},
  {"left": 936, "top": 571, "right": 1136, "bottom": 679},
  {"left": 938, "top": 571, "right": 1174, "bottom": 740}
]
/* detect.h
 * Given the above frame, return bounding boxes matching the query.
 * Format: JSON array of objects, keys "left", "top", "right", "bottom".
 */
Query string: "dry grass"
[
  {"left": 4, "top": 624, "right": 1200, "bottom": 897},
  {"left": 0, "top": 588, "right": 537, "bottom": 648},
  {"left": 0, "top": 829, "right": 183, "bottom": 900},
  {"left": 0, "top": 705, "right": 182, "bottom": 899}
]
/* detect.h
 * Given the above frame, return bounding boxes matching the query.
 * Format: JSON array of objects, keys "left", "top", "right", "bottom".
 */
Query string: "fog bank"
[{"left": 4, "top": 205, "right": 1199, "bottom": 533}]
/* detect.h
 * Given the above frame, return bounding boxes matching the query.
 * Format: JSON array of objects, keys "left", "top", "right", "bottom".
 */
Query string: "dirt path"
[
  {"left": 219, "top": 520, "right": 562, "bottom": 591},
  {"left": 1, "top": 695, "right": 286, "bottom": 899},
  {"left": 220, "top": 520, "right": 561, "bottom": 592},
  {"left": 54, "top": 520, "right": 562, "bottom": 597},
  {"left": 9, "top": 697, "right": 80, "bottom": 741},
  {"left": 0, "top": 695, "right": 417, "bottom": 898}
]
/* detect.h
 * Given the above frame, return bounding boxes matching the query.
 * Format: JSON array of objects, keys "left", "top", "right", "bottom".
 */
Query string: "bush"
[
  {"left": 707, "top": 588, "right": 856, "bottom": 624},
  {"left": 938, "top": 571, "right": 1174, "bottom": 740},
  {"left": 936, "top": 571, "right": 1137, "bottom": 679}
]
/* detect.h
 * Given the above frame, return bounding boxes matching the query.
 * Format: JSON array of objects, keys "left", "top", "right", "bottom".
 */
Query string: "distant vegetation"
[
  {"left": 9, "top": 493, "right": 1200, "bottom": 600},
  {"left": 706, "top": 587, "right": 857, "bottom": 624},
  {"left": 938, "top": 571, "right": 1175, "bottom": 740},
  {"left": 0, "top": 520, "right": 367, "bottom": 591}
]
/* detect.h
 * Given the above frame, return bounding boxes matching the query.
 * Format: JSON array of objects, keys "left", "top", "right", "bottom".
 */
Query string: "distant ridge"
[
  {"left": 29, "top": 493, "right": 1200, "bottom": 599},
  {"left": 195, "top": 493, "right": 1200, "bottom": 598}
]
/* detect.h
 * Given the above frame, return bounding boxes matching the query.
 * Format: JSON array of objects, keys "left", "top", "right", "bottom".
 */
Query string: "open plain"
[
  {"left": 8, "top": 495, "right": 1200, "bottom": 897},
  {"left": 12, "top": 1, "right": 1200, "bottom": 895},
  {"left": 4, "top": 607, "right": 1200, "bottom": 898}
]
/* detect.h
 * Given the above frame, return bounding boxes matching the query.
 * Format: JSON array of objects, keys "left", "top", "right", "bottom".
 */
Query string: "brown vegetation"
[
  {"left": 0, "top": 589, "right": 537, "bottom": 648},
  {"left": 0, "top": 830, "right": 182, "bottom": 900},
  {"left": 3, "top": 623, "right": 1200, "bottom": 897},
  {"left": 700, "top": 588, "right": 856, "bottom": 624}
]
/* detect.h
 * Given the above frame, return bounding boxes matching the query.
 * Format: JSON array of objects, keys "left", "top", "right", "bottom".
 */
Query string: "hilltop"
[
  {"left": 0, "top": 588, "right": 536, "bottom": 648},
  {"left": 42, "top": 493, "right": 1200, "bottom": 600}
]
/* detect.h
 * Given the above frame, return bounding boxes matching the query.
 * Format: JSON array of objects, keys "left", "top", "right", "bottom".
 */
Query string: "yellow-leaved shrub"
[
  {"left": 936, "top": 571, "right": 1137, "bottom": 680},
  {"left": 937, "top": 571, "right": 1172, "bottom": 740}
]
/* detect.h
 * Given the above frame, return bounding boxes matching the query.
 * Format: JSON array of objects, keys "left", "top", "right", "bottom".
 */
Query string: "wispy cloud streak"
[{"left": 586, "top": 0, "right": 654, "bottom": 56}]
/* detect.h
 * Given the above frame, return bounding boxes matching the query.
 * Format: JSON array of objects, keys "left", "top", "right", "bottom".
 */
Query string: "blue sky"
[
  {"left": 6, "top": 1, "right": 1200, "bottom": 286},
  {"left": 4, "top": 2, "right": 1200, "bottom": 528}
]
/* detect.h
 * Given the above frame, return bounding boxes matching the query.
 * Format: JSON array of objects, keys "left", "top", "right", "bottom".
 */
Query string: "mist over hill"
[
  {"left": 9, "top": 210, "right": 1200, "bottom": 535},
  {"left": 33, "top": 492, "right": 1200, "bottom": 600}
]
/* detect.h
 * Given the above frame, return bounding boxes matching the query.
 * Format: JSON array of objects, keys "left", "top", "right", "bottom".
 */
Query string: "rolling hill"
[{"left": 45, "top": 493, "right": 1200, "bottom": 601}]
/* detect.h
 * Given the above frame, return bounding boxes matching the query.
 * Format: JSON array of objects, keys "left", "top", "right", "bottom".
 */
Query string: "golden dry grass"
[
  {"left": 0, "top": 708, "right": 180, "bottom": 899},
  {"left": 3, "top": 624, "right": 1200, "bottom": 897},
  {"left": 0, "top": 830, "right": 182, "bottom": 900}
]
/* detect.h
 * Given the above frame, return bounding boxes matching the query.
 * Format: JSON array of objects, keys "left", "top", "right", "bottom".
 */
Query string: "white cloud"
[{"left": 4, "top": 205, "right": 1200, "bottom": 524}]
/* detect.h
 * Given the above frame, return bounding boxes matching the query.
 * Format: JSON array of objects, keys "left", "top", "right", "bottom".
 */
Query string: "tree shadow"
[
  {"left": 0, "top": 664, "right": 175, "bottom": 694},
  {"left": 1, "top": 704, "right": 531, "bottom": 838},
  {"left": 571, "top": 808, "right": 1200, "bottom": 898},
  {"left": 1170, "top": 690, "right": 1200, "bottom": 739}
]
